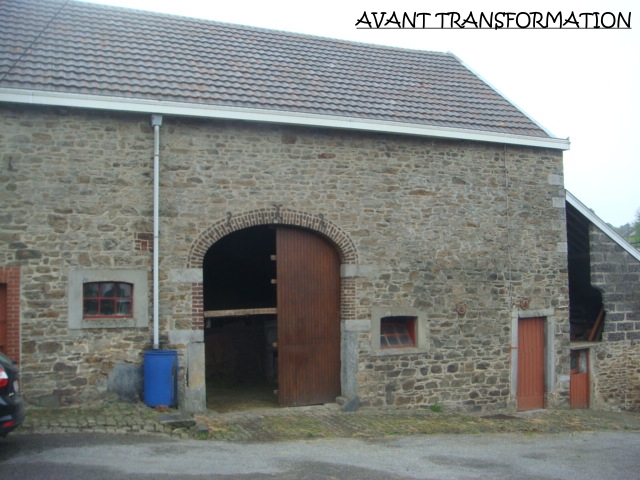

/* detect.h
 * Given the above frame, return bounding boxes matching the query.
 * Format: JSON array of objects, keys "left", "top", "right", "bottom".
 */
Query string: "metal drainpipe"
[{"left": 151, "top": 114, "right": 163, "bottom": 349}]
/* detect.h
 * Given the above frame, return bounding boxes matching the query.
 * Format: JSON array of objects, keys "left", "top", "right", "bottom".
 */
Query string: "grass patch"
[{"left": 262, "top": 415, "right": 327, "bottom": 439}]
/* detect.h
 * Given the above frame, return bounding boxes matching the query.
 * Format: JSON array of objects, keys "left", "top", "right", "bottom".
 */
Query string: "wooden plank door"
[
  {"left": 570, "top": 349, "right": 590, "bottom": 409},
  {"left": 0, "top": 284, "right": 7, "bottom": 354},
  {"left": 276, "top": 227, "right": 341, "bottom": 406},
  {"left": 517, "top": 317, "right": 545, "bottom": 411}
]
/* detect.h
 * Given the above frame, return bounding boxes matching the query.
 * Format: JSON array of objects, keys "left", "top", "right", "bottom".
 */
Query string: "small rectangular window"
[
  {"left": 570, "top": 349, "right": 588, "bottom": 374},
  {"left": 69, "top": 269, "right": 148, "bottom": 329},
  {"left": 83, "top": 282, "right": 133, "bottom": 318},
  {"left": 380, "top": 316, "right": 416, "bottom": 349}
]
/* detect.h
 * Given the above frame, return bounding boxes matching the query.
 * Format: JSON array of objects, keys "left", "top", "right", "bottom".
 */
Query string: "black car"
[{"left": 0, "top": 352, "right": 25, "bottom": 437}]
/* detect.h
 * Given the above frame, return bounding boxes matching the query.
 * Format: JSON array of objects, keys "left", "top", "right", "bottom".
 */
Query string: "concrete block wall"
[{"left": 590, "top": 225, "right": 640, "bottom": 411}]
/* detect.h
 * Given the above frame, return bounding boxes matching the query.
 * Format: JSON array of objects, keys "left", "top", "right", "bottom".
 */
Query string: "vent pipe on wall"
[{"left": 151, "top": 114, "right": 163, "bottom": 349}]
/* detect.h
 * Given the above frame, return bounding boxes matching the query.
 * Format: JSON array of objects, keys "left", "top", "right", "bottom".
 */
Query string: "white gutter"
[
  {"left": 566, "top": 190, "right": 640, "bottom": 262},
  {"left": 0, "top": 88, "right": 570, "bottom": 151},
  {"left": 151, "top": 114, "right": 163, "bottom": 349}
]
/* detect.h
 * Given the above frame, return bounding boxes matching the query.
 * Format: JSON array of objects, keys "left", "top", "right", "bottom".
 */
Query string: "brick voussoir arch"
[
  {"left": 187, "top": 208, "right": 358, "bottom": 329},
  {"left": 187, "top": 207, "right": 358, "bottom": 268}
]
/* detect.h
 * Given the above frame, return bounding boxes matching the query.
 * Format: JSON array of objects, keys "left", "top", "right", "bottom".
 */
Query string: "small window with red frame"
[
  {"left": 380, "top": 316, "right": 416, "bottom": 348},
  {"left": 83, "top": 282, "right": 133, "bottom": 318}
]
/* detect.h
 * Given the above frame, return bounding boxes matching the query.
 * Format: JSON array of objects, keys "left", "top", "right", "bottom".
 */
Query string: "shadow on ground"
[{"left": 206, "top": 379, "right": 278, "bottom": 413}]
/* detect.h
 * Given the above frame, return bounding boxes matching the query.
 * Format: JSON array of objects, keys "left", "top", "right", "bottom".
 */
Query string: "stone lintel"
[
  {"left": 169, "top": 269, "right": 203, "bottom": 283},
  {"left": 341, "top": 264, "right": 374, "bottom": 278},
  {"left": 344, "top": 319, "right": 371, "bottom": 332},
  {"left": 169, "top": 329, "right": 204, "bottom": 345}
]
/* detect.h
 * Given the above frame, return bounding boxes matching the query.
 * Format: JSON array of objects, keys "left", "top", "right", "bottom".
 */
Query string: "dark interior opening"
[
  {"left": 566, "top": 202, "right": 605, "bottom": 341},
  {"left": 380, "top": 316, "right": 417, "bottom": 348},
  {"left": 203, "top": 226, "right": 278, "bottom": 412},
  {"left": 203, "top": 225, "right": 276, "bottom": 311}
]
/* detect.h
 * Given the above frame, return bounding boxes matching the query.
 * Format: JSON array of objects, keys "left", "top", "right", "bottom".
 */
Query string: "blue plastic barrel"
[{"left": 143, "top": 349, "right": 178, "bottom": 407}]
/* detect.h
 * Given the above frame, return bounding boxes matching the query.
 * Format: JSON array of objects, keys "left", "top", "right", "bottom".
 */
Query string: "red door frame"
[
  {"left": 0, "top": 284, "right": 6, "bottom": 355},
  {"left": 570, "top": 349, "right": 590, "bottom": 409},
  {"left": 517, "top": 317, "right": 545, "bottom": 411},
  {"left": 0, "top": 267, "right": 20, "bottom": 362}
]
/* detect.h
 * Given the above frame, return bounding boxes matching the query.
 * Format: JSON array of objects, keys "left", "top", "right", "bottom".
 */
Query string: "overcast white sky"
[{"left": 84, "top": 0, "right": 640, "bottom": 227}]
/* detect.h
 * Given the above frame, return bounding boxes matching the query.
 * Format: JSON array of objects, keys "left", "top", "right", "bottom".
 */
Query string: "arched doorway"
[{"left": 203, "top": 225, "right": 341, "bottom": 410}]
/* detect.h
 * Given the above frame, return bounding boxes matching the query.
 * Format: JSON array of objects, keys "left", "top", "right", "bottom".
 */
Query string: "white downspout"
[{"left": 151, "top": 114, "right": 163, "bottom": 349}]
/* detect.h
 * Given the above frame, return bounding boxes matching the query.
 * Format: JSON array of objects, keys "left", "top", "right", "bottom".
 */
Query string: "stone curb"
[{"left": 16, "top": 402, "right": 640, "bottom": 442}]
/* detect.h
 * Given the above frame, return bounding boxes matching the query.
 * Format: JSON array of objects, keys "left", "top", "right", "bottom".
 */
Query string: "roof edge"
[
  {"left": 0, "top": 88, "right": 571, "bottom": 150},
  {"left": 566, "top": 190, "right": 640, "bottom": 262},
  {"left": 449, "top": 52, "right": 561, "bottom": 140}
]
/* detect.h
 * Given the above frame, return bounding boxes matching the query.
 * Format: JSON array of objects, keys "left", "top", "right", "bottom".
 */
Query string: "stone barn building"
[{"left": 1, "top": 0, "right": 636, "bottom": 413}]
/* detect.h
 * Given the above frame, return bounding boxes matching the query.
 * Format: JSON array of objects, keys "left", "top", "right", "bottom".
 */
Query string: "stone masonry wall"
[
  {"left": 1, "top": 103, "right": 570, "bottom": 411},
  {"left": 157, "top": 114, "right": 569, "bottom": 412},
  {"left": 590, "top": 225, "right": 640, "bottom": 411},
  {"left": 1, "top": 104, "right": 154, "bottom": 406}
]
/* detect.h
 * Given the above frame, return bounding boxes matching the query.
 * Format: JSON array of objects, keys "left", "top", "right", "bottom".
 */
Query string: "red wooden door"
[
  {"left": 517, "top": 317, "right": 545, "bottom": 411},
  {"left": 276, "top": 227, "right": 341, "bottom": 407},
  {"left": 570, "top": 349, "right": 590, "bottom": 409},
  {"left": 0, "top": 284, "right": 7, "bottom": 354}
]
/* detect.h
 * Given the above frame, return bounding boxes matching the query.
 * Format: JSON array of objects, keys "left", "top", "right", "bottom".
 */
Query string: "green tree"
[{"left": 630, "top": 208, "right": 640, "bottom": 249}]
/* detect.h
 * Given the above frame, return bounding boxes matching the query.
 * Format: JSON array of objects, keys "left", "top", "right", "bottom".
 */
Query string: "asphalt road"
[{"left": 2, "top": 431, "right": 639, "bottom": 479}]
